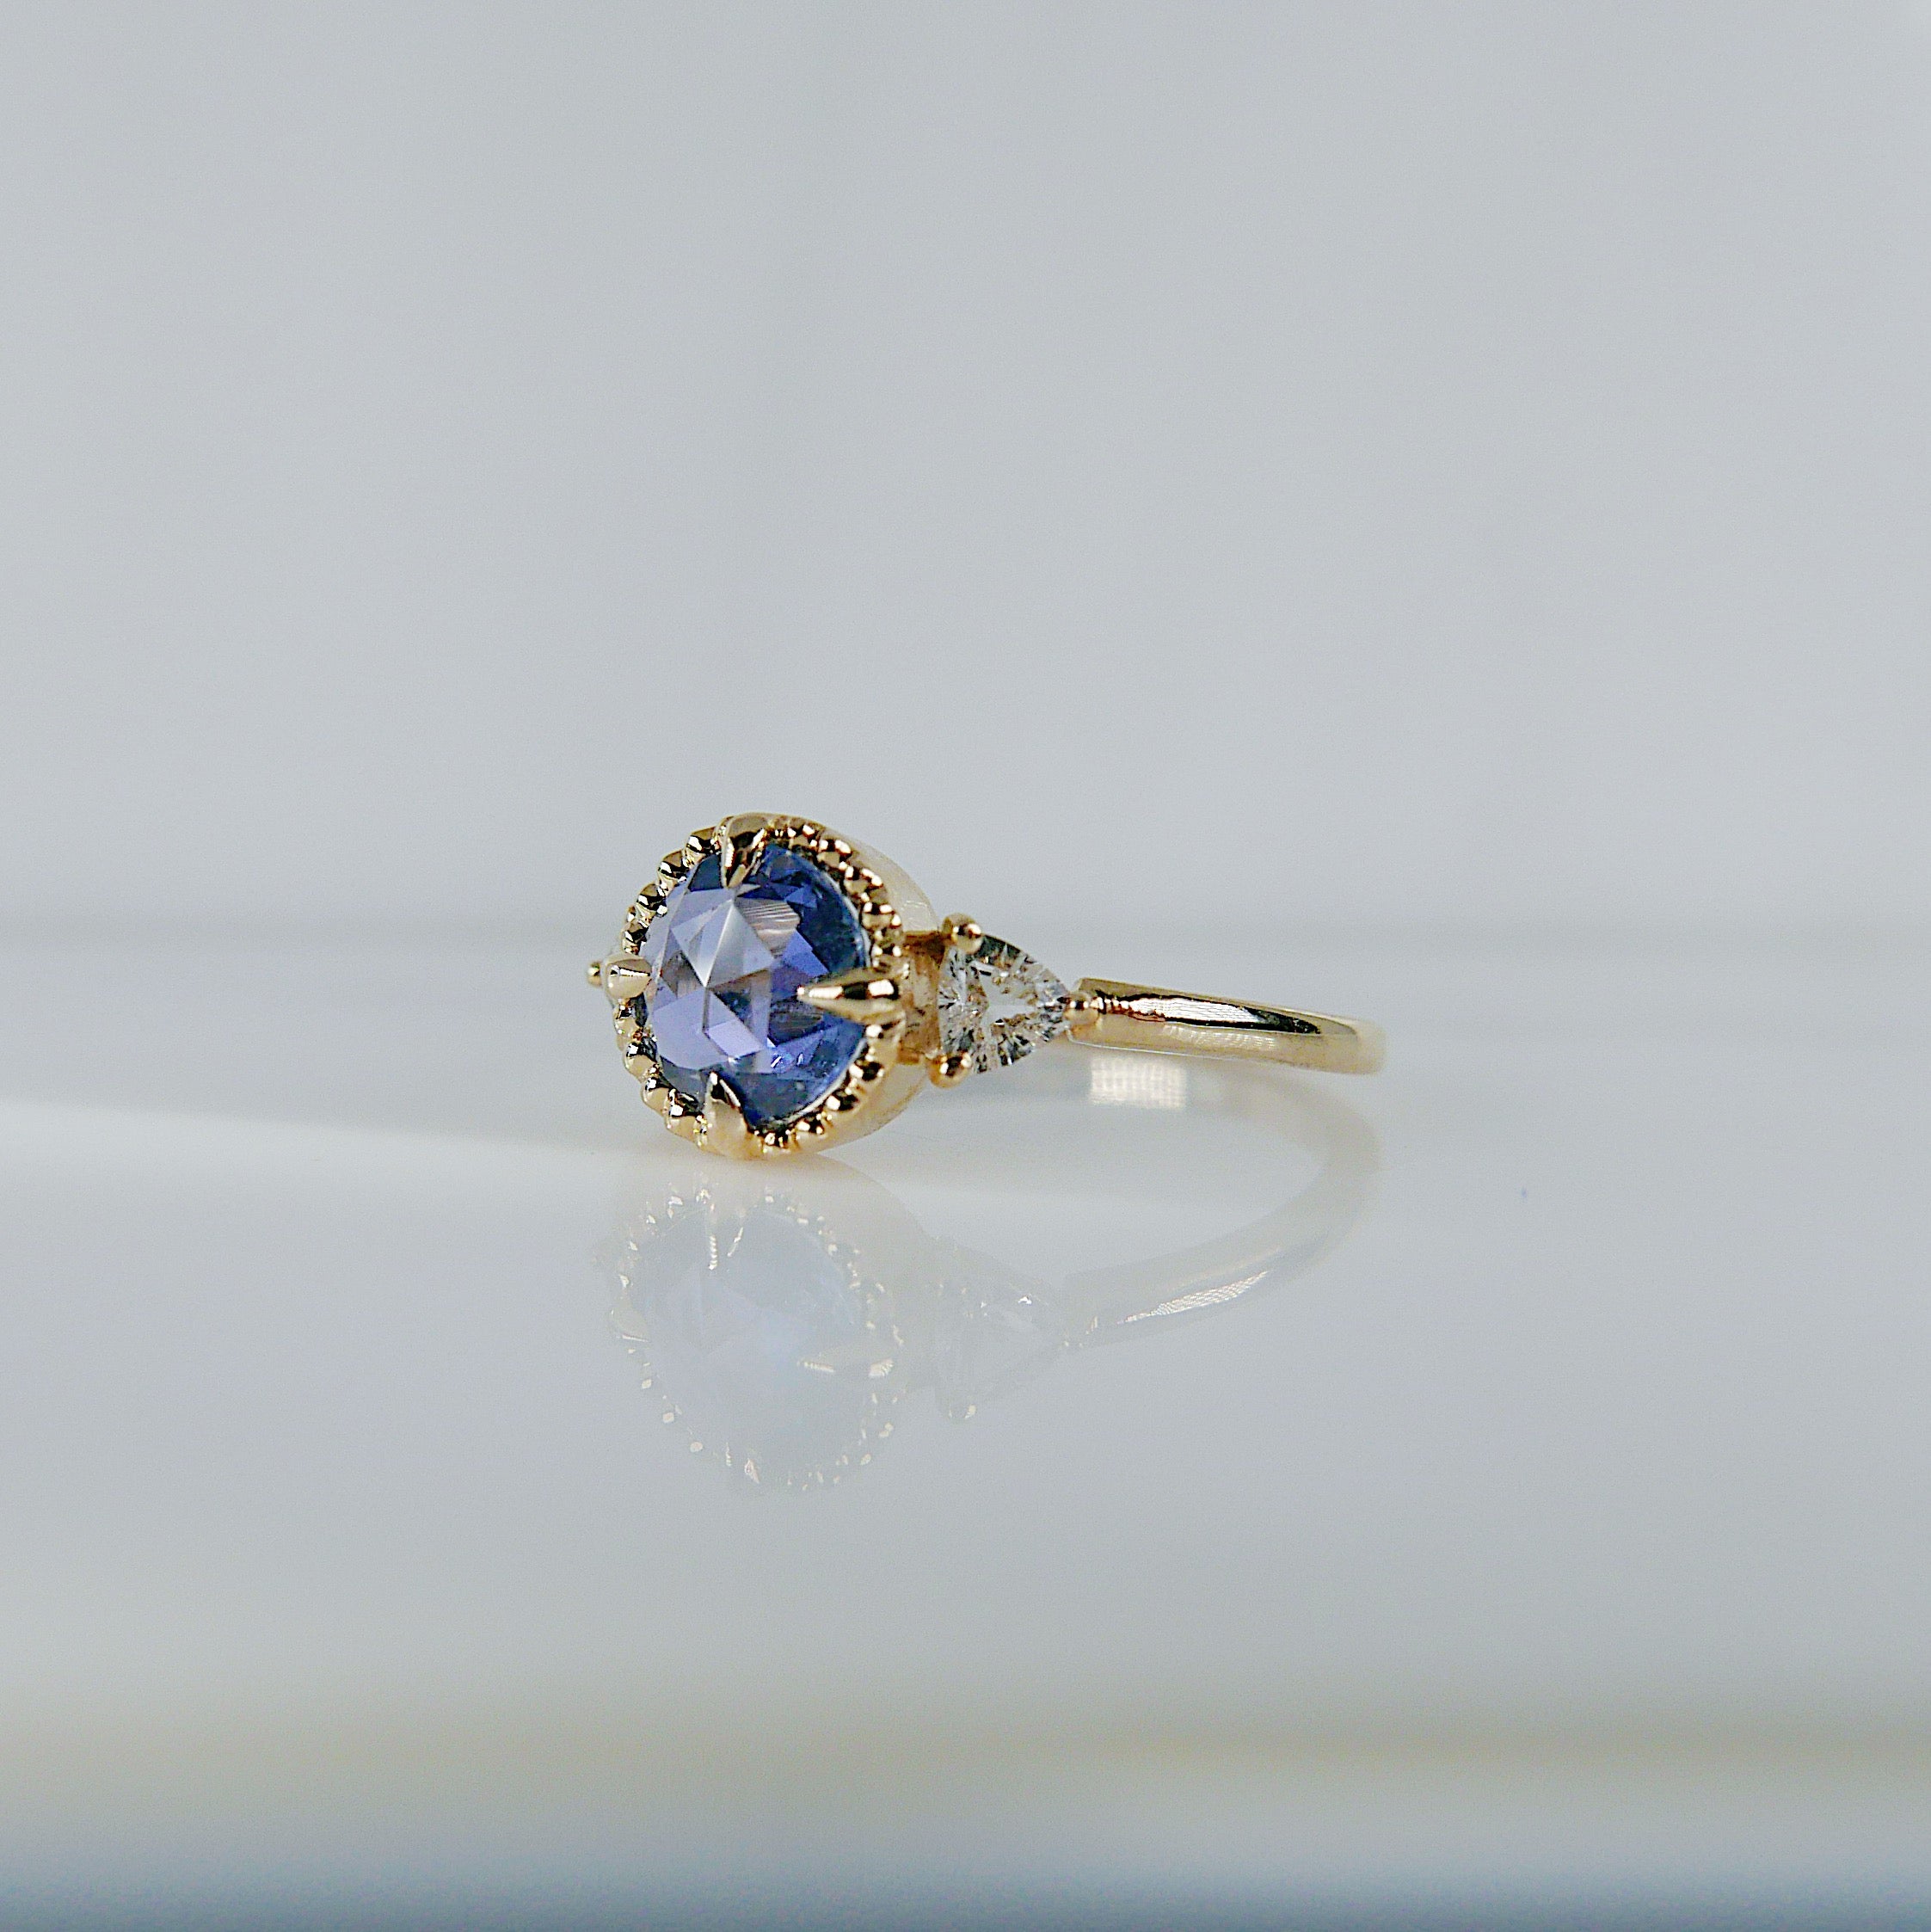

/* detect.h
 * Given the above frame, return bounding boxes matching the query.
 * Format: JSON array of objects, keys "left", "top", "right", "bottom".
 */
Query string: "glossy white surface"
[{"left": 0, "top": 928, "right": 1925, "bottom": 1918}]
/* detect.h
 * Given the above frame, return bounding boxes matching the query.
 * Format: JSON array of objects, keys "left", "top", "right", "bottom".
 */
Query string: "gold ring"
[{"left": 588, "top": 813, "right": 1386, "bottom": 1158}]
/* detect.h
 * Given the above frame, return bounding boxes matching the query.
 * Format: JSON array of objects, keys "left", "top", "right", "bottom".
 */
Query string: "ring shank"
[{"left": 1069, "top": 978, "right": 1386, "bottom": 1075}]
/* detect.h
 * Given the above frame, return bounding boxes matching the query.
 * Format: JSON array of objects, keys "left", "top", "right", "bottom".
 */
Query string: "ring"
[{"left": 588, "top": 813, "right": 1386, "bottom": 1158}]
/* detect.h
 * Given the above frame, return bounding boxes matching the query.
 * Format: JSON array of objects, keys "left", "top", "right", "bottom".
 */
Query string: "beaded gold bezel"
[{"left": 600, "top": 813, "right": 942, "bottom": 1159}]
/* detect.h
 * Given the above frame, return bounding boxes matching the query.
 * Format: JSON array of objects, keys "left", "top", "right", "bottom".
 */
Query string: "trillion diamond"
[
  {"left": 938, "top": 933, "right": 1072, "bottom": 1076},
  {"left": 639, "top": 846, "right": 868, "bottom": 1129}
]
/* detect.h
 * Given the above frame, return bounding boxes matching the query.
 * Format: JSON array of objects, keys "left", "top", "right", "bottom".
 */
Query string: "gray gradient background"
[{"left": 3, "top": 1, "right": 1926, "bottom": 938}]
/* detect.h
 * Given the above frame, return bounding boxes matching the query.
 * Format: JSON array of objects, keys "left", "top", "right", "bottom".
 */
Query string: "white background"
[{"left": 3, "top": 1, "right": 1926, "bottom": 938}]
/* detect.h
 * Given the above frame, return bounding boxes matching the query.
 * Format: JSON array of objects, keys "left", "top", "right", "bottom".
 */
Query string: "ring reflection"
[{"left": 604, "top": 1046, "right": 1379, "bottom": 1490}]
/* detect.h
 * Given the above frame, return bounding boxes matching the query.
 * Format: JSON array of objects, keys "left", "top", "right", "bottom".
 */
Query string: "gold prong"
[
  {"left": 717, "top": 811, "right": 772, "bottom": 888},
  {"left": 928, "top": 1051, "right": 975, "bottom": 1088},
  {"left": 699, "top": 1072, "right": 757, "bottom": 1159},
  {"left": 941, "top": 914, "right": 984, "bottom": 956},
  {"left": 596, "top": 956, "right": 652, "bottom": 1006},
  {"left": 796, "top": 969, "right": 905, "bottom": 1023},
  {"left": 586, "top": 957, "right": 606, "bottom": 988}
]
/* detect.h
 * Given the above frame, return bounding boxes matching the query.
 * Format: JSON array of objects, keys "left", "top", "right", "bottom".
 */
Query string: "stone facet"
[
  {"left": 937, "top": 933, "right": 1071, "bottom": 1076},
  {"left": 640, "top": 846, "right": 868, "bottom": 1130}
]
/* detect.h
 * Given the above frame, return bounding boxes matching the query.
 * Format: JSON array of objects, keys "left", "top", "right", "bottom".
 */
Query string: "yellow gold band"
[{"left": 1069, "top": 979, "right": 1386, "bottom": 1075}]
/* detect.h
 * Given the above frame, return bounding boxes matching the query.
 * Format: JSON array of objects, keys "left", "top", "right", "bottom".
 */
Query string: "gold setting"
[
  {"left": 593, "top": 812, "right": 945, "bottom": 1159},
  {"left": 594, "top": 813, "right": 1385, "bottom": 1158}
]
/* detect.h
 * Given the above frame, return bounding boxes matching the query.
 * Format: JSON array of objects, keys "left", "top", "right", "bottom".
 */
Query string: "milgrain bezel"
[{"left": 596, "top": 812, "right": 961, "bottom": 1159}]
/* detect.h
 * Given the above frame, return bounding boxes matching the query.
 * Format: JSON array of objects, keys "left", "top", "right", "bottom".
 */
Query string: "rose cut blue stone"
[{"left": 638, "top": 845, "right": 868, "bottom": 1131}]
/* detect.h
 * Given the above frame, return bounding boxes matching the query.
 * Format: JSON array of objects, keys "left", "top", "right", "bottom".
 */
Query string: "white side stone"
[{"left": 937, "top": 934, "right": 1072, "bottom": 1077}]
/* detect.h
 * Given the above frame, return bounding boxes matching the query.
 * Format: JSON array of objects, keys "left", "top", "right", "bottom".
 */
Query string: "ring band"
[{"left": 589, "top": 814, "right": 1386, "bottom": 1158}]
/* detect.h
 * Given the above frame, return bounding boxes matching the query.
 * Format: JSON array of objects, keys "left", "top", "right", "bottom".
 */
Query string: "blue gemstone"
[{"left": 639, "top": 845, "right": 868, "bottom": 1130}]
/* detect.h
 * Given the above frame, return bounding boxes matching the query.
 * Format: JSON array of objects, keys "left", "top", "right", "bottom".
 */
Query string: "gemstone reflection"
[
  {"left": 628, "top": 1199, "right": 881, "bottom": 1486},
  {"left": 606, "top": 1052, "right": 1383, "bottom": 1492}
]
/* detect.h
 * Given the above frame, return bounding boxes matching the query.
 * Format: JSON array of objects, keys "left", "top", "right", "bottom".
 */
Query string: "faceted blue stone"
[{"left": 639, "top": 844, "right": 868, "bottom": 1130}]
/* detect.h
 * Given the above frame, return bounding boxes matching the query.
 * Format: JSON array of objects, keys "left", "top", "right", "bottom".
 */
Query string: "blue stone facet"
[{"left": 639, "top": 846, "right": 868, "bottom": 1130}]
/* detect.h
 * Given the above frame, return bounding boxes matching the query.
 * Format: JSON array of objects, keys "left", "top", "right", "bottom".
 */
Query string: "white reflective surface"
[{"left": 0, "top": 928, "right": 1926, "bottom": 1921}]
